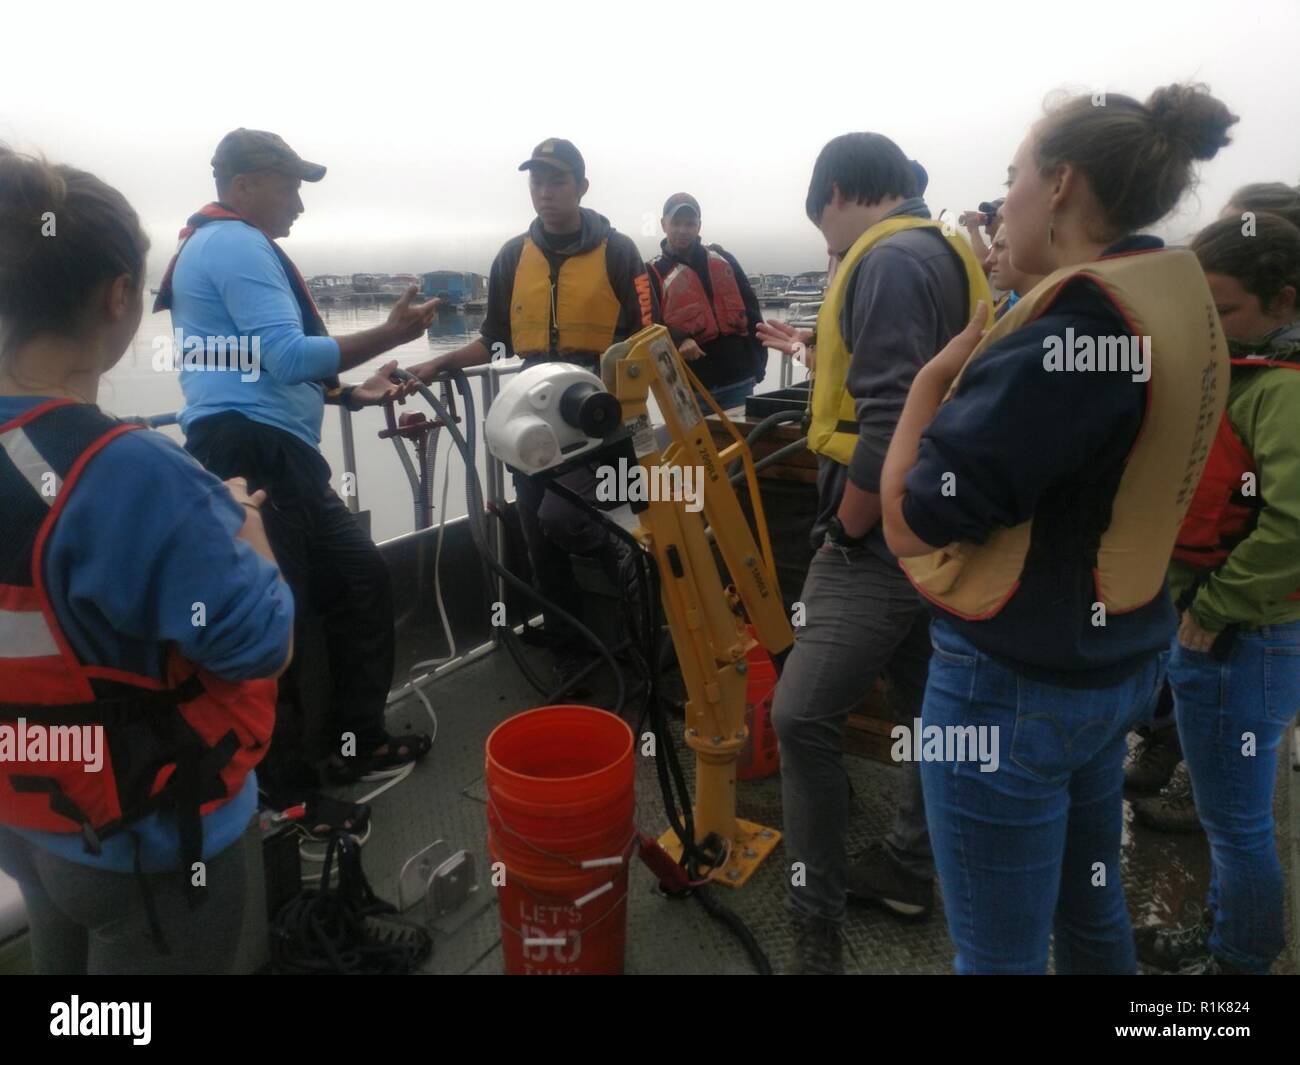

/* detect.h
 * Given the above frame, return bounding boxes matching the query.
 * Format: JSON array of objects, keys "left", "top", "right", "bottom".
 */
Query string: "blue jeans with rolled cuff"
[
  {"left": 1171, "top": 619, "right": 1300, "bottom": 973},
  {"left": 920, "top": 617, "right": 1166, "bottom": 974}
]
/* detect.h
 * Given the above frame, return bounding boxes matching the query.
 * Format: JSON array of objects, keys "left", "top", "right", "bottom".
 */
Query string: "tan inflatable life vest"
[{"left": 900, "top": 247, "right": 1229, "bottom": 619}]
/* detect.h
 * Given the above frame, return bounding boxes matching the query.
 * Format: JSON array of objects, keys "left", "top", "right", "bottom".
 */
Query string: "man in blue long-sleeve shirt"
[{"left": 160, "top": 129, "right": 440, "bottom": 809}]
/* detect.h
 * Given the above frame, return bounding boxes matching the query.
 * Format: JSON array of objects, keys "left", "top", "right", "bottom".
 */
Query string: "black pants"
[
  {"left": 512, "top": 461, "right": 614, "bottom": 647},
  {"left": 186, "top": 412, "right": 395, "bottom": 794}
]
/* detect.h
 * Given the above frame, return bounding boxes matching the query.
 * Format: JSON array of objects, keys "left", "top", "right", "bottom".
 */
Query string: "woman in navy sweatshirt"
[{"left": 880, "top": 84, "right": 1239, "bottom": 974}]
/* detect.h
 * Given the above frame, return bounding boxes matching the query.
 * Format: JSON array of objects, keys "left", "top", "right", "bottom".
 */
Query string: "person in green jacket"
[
  {"left": 1127, "top": 176, "right": 1300, "bottom": 815},
  {"left": 1136, "top": 212, "right": 1300, "bottom": 974}
]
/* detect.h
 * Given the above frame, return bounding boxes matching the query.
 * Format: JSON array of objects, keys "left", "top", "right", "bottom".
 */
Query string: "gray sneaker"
[
  {"left": 788, "top": 913, "right": 844, "bottom": 975},
  {"left": 1132, "top": 763, "right": 1204, "bottom": 834},
  {"left": 845, "top": 841, "right": 934, "bottom": 920}
]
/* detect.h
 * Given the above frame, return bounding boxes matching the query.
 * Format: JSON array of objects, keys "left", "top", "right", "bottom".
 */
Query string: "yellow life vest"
[
  {"left": 510, "top": 237, "right": 622, "bottom": 359},
  {"left": 900, "top": 247, "right": 1229, "bottom": 619},
  {"left": 808, "top": 216, "right": 991, "bottom": 466}
]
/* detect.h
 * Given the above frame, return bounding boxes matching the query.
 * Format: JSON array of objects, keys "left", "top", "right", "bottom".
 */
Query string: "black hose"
[
  {"left": 725, "top": 408, "right": 806, "bottom": 479},
  {"left": 729, "top": 436, "right": 809, "bottom": 486},
  {"left": 392, "top": 368, "right": 627, "bottom": 715},
  {"left": 694, "top": 885, "right": 773, "bottom": 976},
  {"left": 545, "top": 481, "right": 701, "bottom": 868}
]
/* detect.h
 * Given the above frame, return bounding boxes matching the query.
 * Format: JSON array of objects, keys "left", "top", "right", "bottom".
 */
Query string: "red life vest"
[
  {"left": 0, "top": 399, "right": 276, "bottom": 862},
  {"left": 652, "top": 247, "right": 749, "bottom": 344},
  {"left": 1172, "top": 358, "right": 1300, "bottom": 599}
]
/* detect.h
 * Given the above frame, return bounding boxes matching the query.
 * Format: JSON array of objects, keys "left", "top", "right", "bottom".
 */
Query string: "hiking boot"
[
  {"left": 1125, "top": 727, "right": 1183, "bottom": 794},
  {"left": 788, "top": 913, "right": 844, "bottom": 975},
  {"left": 846, "top": 841, "right": 934, "bottom": 920},
  {"left": 1135, "top": 906, "right": 1213, "bottom": 972},
  {"left": 551, "top": 646, "right": 598, "bottom": 699},
  {"left": 1131, "top": 763, "right": 1204, "bottom": 834},
  {"left": 1176, "top": 952, "right": 1243, "bottom": 975}
]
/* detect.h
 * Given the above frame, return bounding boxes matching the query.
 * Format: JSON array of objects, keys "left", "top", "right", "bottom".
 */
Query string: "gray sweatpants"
[
  {"left": 0, "top": 825, "right": 249, "bottom": 975},
  {"left": 771, "top": 540, "right": 933, "bottom": 922}
]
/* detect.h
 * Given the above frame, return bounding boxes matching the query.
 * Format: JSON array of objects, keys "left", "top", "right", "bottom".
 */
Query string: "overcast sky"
[{"left": 4, "top": 0, "right": 1297, "bottom": 280}]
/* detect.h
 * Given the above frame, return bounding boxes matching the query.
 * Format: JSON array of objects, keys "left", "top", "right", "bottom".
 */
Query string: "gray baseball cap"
[{"left": 212, "top": 128, "right": 327, "bottom": 182}]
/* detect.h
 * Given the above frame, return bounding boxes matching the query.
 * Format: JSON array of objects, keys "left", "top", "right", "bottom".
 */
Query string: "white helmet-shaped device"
[{"left": 483, "top": 362, "right": 623, "bottom": 475}]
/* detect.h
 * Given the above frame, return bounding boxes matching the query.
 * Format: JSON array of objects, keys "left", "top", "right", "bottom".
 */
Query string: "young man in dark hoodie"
[
  {"left": 646, "top": 192, "right": 766, "bottom": 408},
  {"left": 409, "top": 139, "right": 653, "bottom": 679},
  {"left": 763, "top": 133, "right": 988, "bottom": 974}
]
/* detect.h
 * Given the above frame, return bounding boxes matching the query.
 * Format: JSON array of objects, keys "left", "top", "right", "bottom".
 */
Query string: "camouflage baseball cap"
[
  {"left": 212, "top": 129, "right": 327, "bottom": 182},
  {"left": 518, "top": 138, "right": 585, "bottom": 183}
]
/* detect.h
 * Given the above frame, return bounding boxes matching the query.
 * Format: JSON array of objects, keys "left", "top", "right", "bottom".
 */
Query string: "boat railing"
[
  {"left": 126, "top": 349, "right": 795, "bottom": 675},
  {"left": 133, "top": 349, "right": 797, "bottom": 521}
]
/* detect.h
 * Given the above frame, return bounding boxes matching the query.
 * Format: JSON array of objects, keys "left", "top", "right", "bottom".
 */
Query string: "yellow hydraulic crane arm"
[{"left": 600, "top": 325, "right": 792, "bottom": 885}]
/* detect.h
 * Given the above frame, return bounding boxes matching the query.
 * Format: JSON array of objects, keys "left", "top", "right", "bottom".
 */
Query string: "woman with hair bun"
[
  {"left": 0, "top": 149, "right": 293, "bottom": 974},
  {"left": 880, "top": 84, "right": 1238, "bottom": 973}
]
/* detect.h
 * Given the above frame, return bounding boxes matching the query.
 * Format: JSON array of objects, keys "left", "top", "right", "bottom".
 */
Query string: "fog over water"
[
  {"left": 6, "top": 0, "right": 1299, "bottom": 542},
  {"left": 5, "top": 0, "right": 1298, "bottom": 283}
]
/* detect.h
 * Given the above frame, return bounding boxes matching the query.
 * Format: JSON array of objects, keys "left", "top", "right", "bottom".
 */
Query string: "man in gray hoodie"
[{"left": 762, "top": 134, "right": 973, "bottom": 974}]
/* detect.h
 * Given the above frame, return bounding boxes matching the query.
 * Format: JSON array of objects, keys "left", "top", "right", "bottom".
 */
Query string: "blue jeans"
[
  {"left": 696, "top": 377, "right": 755, "bottom": 412},
  {"left": 920, "top": 618, "right": 1166, "bottom": 974},
  {"left": 1171, "top": 620, "right": 1300, "bottom": 973}
]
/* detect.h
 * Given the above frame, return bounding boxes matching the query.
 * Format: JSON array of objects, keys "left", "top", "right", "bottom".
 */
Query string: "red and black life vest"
[
  {"left": 0, "top": 400, "right": 276, "bottom": 868},
  {"left": 650, "top": 247, "right": 749, "bottom": 344},
  {"left": 1172, "top": 357, "right": 1300, "bottom": 598}
]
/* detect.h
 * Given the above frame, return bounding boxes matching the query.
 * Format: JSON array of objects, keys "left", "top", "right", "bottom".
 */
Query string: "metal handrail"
[{"left": 129, "top": 351, "right": 795, "bottom": 537}]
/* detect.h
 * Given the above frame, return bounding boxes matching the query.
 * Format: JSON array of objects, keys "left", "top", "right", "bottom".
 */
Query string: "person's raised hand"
[
  {"left": 756, "top": 319, "right": 813, "bottom": 357},
  {"left": 385, "top": 286, "right": 441, "bottom": 343}
]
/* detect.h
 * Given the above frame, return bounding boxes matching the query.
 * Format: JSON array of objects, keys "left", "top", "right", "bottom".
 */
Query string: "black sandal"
[
  {"left": 302, "top": 793, "right": 372, "bottom": 838},
  {"left": 325, "top": 732, "right": 433, "bottom": 785}
]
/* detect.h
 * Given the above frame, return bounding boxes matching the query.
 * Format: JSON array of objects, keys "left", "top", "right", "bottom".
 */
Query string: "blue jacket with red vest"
[{"left": 0, "top": 397, "right": 291, "bottom": 875}]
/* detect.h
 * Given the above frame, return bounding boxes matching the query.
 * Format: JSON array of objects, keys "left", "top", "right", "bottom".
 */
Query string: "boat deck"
[{"left": 352, "top": 639, "right": 1297, "bottom": 975}]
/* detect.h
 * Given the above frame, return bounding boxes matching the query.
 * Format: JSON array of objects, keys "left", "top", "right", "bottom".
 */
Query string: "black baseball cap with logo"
[
  {"left": 518, "top": 139, "right": 586, "bottom": 183},
  {"left": 212, "top": 129, "right": 327, "bottom": 183},
  {"left": 662, "top": 192, "right": 701, "bottom": 219}
]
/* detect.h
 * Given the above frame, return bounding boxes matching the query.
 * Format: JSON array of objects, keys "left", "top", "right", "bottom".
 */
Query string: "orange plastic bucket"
[
  {"left": 737, "top": 632, "right": 780, "bottom": 781},
  {"left": 485, "top": 705, "right": 635, "bottom": 975}
]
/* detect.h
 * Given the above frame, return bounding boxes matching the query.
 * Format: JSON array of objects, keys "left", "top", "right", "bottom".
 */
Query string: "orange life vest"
[
  {"left": 0, "top": 400, "right": 276, "bottom": 864},
  {"left": 651, "top": 247, "right": 749, "bottom": 344}
]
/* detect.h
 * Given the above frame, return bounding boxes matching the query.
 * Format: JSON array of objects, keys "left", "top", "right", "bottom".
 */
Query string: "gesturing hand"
[
  {"left": 385, "top": 286, "right": 441, "bottom": 343},
  {"left": 351, "top": 359, "right": 420, "bottom": 406},
  {"left": 756, "top": 319, "right": 813, "bottom": 357}
]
